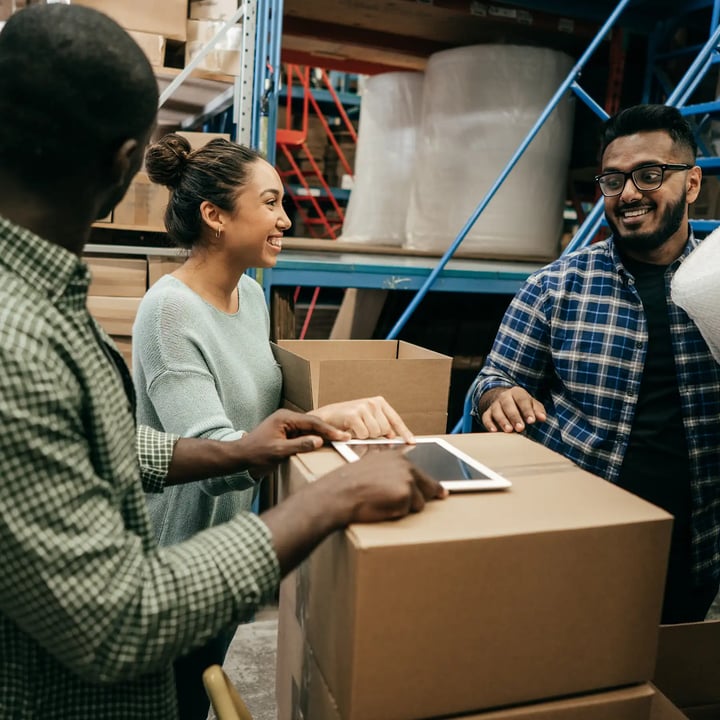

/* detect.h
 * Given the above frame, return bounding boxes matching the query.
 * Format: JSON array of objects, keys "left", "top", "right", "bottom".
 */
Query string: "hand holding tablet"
[{"left": 332, "top": 437, "right": 512, "bottom": 492}]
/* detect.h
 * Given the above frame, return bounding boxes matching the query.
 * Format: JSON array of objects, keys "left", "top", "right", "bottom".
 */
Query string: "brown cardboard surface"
[
  {"left": 270, "top": 339, "right": 452, "bottom": 421},
  {"left": 189, "top": 0, "right": 239, "bottom": 20},
  {"left": 87, "top": 297, "right": 141, "bottom": 337},
  {"left": 147, "top": 257, "right": 186, "bottom": 287},
  {"left": 176, "top": 130, "right": 231, "bottom": 149},
  {"left": 87, "top": 257, "right": 147, "bottom": 297},
  {"left": 654, "top": 621, "right": 720, "bottom": 708},
  {"left": 113, "top": 172, "right": 169, "bottom": 229},
  {"left": 127, "top": 30, "right": 166, "bottom": 67},
  {"left": 73, "top": 0, "right": 187, "bottom": 40},
  {"left": 278, "top": 433, "right": 673, "bottom": 720},
  {"left": 110, "top": 336, "right": 133, "bottom": 370},
  {"left": 650, "top": 687, "right": 691, "bottom": 719}
]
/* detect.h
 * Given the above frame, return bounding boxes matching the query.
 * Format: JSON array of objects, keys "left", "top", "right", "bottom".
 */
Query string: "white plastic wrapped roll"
[
  {"left": 405, "top": 44, "right": 574, "bottom": 259},
  {"left": 339, "top": 71, "right": 424, "bottom": 247},
  {"left": 671, "top": 227, "right": 720, "bottom": 363}
]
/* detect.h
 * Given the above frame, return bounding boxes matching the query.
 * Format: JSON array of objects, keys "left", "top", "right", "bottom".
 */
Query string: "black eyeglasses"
[{"left": 595, "top": 163, "right": 694, "bottom": 197}]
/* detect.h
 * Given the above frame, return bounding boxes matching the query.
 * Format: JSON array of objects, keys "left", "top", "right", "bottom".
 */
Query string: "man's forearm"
[{"left": 165, "top": 437, "right": 250, "bottom": 486}]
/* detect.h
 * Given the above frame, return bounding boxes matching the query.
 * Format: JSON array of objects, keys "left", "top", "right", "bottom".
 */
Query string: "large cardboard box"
[
  {"left": 87, "top": 296, "right": 142, "bottom": 337},
  {"left": 127, "top": 30, "right": 166, "bottom": 67},
  {"left": 189, "top": 0, "right": 239, "bottom": 21},
  {"left": 270, "top": 339, "right": 452, "bottom": 435},
  {"left": 87, "top": 257, "right": 148, "bottom": 297},
  {"left": 650, "top": 687, "right": 691, "bottom": 720},
  {"left": 113, "top": 172, "right": 169, "bottom": 230},
  {"left": 654, "top": 621, "right": 720, "bottom": 719},
  {"left": 186, "top": 18, "right": 242, "bottom": 75},
  {"left": 73, "top": 0, "right": 187, "bottom": 40},
  {"left": 277, "top": 433, "right": 673, "bottom": 720}
]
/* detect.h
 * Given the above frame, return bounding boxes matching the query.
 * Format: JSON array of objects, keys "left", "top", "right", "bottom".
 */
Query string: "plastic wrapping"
[
  {"left": 671, "top": 227, "right": 720, "bottom": 363},
  {"left": 405, "top": 44, "right": 574, "bottom": 258},
  {"left": 339, "top": 71, "right": 425, "bottom": 246}
]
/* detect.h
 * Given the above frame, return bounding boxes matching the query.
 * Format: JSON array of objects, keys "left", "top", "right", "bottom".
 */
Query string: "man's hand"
[
  {"left": 480, "top": 386, "right": 547, "bottom": 433},
  {"left": 263, "top": 451, "right": 447, "bottom": 575},
  {"left": 165, "top": 410, "right": 349, "bottom": 486},
  {"left": 240, "top": 409, "right": 352, "bottom": 479},
  {"left": 309, "top": 396, "right": 414, "bottom": 443}
]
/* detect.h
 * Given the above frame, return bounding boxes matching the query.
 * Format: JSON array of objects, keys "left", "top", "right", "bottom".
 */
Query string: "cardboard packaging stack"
[
  {"left": 653, "top": 621, "right": 720, "bottom": 718},
  {"left": 277, "top": 432, "right": 676, "bottom": 720},
  {"left": 271, "top": 339, "right": 453, "bottom": 435}
]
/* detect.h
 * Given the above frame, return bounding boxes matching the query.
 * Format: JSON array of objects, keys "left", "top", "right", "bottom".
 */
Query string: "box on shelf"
[
  {"left": 176, "top": 130, "right": 231, "bottom": 149},
  {"left": 87, "top": 257, "right": 147, "bottom": 298},
  {"left": 189, "top": 0, "right": 239, "bottom": 21},
  {"left": 113, "top": 172, "right": 169, "bottom": 230},
  {"left": 127, "top": 29, "right": 166, "bottom": 67},
  {"left": 87, "top": 296, "right": 142, "bottom": 337},
  {"left": 654, "top": 620, "right": 720, "bottom": 719},
  {"left": 148, "top": 256, "right": 186, "bottom": 287},
  {"left": 186, "top": 18, "right": 242, "bottom": 75},
  {"left": 270, "top": 339, "right": 452, "bottom": 435},
  {"left": 72, "top": 0, "right": 187, "bottom": 40},
  {"left": 111, "top": 336, "right": 133, "bottom": 369},
  {"left": 276, "top": 433, "right": 673, "bottom": 720}
]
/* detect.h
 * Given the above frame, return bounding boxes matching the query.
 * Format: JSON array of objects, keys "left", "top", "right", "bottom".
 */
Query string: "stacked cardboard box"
[
  {"left": 654, "top": 621, "right": 720, "bottom": 718},
  {"left": 270, "top": 339, "right": 453, "bottom": 435},
  {"left": 277, "top": 432, "right": 674, "bottom": 720}
]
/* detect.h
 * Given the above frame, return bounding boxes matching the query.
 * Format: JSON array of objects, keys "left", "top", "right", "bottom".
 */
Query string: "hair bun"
[{"left": 145, "top": 133, "right": 192, "bottom": 189}]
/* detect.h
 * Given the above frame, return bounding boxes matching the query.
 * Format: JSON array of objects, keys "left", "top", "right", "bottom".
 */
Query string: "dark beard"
[{"left": 606, "top": 190, "right": 687, "bottom": 253}]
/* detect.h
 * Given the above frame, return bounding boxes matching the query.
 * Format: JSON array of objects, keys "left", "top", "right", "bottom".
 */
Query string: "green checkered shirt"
[{"left": 0, "top": 216, "right": 280, "bottom": 719}]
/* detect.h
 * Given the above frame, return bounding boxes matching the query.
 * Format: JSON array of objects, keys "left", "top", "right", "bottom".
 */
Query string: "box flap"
[
  {"left": 654, "top": 621, "right": 720, "bottom": 707},
  {"left": 276, "top": 339, "right": 396, "bottom": 360},
  {"left": 397, "top": 339, "right": 452, "bottom": 361},
  {"left": 271, "top": 343, "right": 316, "bottom": 409}
]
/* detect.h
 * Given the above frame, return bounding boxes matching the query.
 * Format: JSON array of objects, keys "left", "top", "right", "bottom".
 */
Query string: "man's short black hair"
[
  {"left": 0, "top": 4, "right": 158, "bottom": 188},
  {"left": 599, "top": 104, "right": 698, "bottom": 161}
]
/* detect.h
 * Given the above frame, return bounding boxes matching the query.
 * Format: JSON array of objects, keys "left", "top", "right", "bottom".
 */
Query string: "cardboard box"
[
  {"left": 111, "top": 336, "right": 133, "bottom": 370},
  {"left": 176, "top": 130, "right": 231, "bottom": 149},
  {"left": 654, "top": 620, "right": 720, "bottom": 717},
  {"left": 279, "top": 569, "right": 658, "bottom": 720},
  {"left": 87, "top": 296, "right": 142, "bottom": 336},
  {"left": 113, "top": 172, "right": 169, "bottom": 230},
  {"left": 186, "top": 19, "right": 242, "bottom": 75},
  {"left": 148, "top": 256, "right": 186, "bottom": 287},
  {"left": 270, "top": 339, "right": 452, "bottom": 435},
  {"left": 127, "top": 30, "right": 166, "bottom": 67},
  {"left": 276, "top": 433, "right": 673, "bottom": 720},
  {"left": 73, "top": 0, "right": 187, "bottom": 40},
  {"left": 87, "top": 257, "right": 148, "bottom": 297},
  {"left": 189, "top": 0, "right": 239, "bottom": 21}
]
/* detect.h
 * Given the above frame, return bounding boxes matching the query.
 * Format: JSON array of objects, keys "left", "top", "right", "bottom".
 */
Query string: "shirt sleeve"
[
  {"left": 136, "top": 424, "right": 179, "bottom": 493},
  {"left": 0, "top": 328, "right": 280, "bottom": 683},
  {"left": 473, "top": 275, "right": 552, "bottom": 417}
]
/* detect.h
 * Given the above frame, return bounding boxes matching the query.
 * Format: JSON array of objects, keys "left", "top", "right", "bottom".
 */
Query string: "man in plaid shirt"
[
  {"left": 0, "top": 6, "right": 445, "bottom": 719},
  {"left": 474, "top": 104, "right": 720, "bottom": 624}
]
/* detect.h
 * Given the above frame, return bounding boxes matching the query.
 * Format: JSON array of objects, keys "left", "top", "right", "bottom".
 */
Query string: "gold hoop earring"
[{"left": 215, "top": 226, "right": 222, "bottom": 239}]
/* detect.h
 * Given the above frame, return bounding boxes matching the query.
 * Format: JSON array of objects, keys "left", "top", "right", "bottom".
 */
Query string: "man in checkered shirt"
[
  {"left": 0, "top": 6, "right": 446, "bottom": 719},
  {"left": 474, "top": 104, "right": 720, "bottom": 624}
]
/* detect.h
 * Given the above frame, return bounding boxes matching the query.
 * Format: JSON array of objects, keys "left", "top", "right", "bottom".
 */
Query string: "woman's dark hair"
[
  {"left": 145, "top": 134, "right": 263, "bottom": 249},
  {"left": 599, "top": 104, "right": 698, "bottom": 161},
  {"left": 0, "top": 4, "right": 157, "bottom": 190}
]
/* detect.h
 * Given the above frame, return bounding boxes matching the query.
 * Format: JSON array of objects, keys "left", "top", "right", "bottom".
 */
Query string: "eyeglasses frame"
[{"left": 594, "top": 162, "right": 695, "bottom": 197}]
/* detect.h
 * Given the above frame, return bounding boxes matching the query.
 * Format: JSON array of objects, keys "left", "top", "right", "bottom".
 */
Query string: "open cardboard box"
[
  {"left": 271, "top": 339, "right": 452, "bottom": 435},
  {"left": 654, "top": 620, "right": 720, "bottom": 719},
  {"left": 277, "top": 433, "right": 673, "bottom": 720}
]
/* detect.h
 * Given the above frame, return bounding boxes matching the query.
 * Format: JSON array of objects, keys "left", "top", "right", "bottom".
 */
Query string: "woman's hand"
[{"left": 309, "top": 396, "right": 414, "bottom": 443}]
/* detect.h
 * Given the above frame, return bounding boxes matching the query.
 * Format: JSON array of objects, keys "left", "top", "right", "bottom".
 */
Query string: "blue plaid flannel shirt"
[{"left": 474, "top": 232, "right": 720, "bottom": 584}]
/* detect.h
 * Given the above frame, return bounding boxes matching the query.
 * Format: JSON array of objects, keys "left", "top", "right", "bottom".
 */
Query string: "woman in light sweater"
[{"left": 133, "top": 134, "right": 412, "bottom": 720}]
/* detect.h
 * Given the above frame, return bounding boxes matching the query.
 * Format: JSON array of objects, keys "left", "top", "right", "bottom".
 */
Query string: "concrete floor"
[{"left": 211, "top": 606, "right": 279, "bottom": 720}]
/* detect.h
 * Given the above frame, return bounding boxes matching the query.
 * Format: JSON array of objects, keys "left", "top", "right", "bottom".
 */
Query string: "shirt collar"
[
  {"left": 609, "top": 224, "right": 698, "bottom": 278},
  {"left": 0, "top": 214, "right": 91, "bottom": 305}
]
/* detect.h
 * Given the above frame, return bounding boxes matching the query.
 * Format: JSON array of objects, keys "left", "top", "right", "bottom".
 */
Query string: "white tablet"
[{"left": 332, "top": 437, "right": 512, "bottom": 492}]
